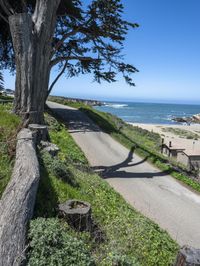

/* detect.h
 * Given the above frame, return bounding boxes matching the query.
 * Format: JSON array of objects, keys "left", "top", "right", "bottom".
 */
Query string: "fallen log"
[{"left": 0, "top": 128, "right": 40, "bottom": 266}]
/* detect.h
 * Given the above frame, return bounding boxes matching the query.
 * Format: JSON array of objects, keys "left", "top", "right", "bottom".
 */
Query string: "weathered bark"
[
  {"left": 0, "top": 129, "right": 40, "bottom": 266},
  {"left": 59, "top": 200, "right": 92, "bottom": 232},
  {"left": 8, "top": 0, "right": 61, "bottom": 125}
]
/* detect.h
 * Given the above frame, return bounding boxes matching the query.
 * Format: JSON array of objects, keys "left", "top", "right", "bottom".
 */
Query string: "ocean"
[{"left": 94, "top": 102, "right": 200, "bottom": 125}]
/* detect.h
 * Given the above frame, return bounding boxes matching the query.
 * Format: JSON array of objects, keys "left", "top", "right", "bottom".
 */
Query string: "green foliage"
[
  {"left": 1, "top": 0, "right": 138, "bottom": 86},
  {"left": 0, "top": 95, "right": 13, "bottom": 101},
  {"left": 44, "top": 112, "right": 62, "bottom": 132},
  {"left": 0, "top": 104, "right": 19, "bottom": 134},
  {"left": 0, "top": 104, "right": 21, "bottom": 197},
  {"left": 50, "top": 127, "right": 88, "bottom": 166},
  {"left": 28, "top": 218, "right": 95, "bottom": 266},
  {"left": 33, "top": 112, "right": 178, "bottom": 266},
  {"left": 104, "top": 252, "right": 139, "bottom": 266}
]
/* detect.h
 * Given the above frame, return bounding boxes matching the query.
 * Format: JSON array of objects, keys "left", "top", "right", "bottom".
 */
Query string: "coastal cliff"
[{"left": 48, "top": 95, "right": 103, "bottom": 106}]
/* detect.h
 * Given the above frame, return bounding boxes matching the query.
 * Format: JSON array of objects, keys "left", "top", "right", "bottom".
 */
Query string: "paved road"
[{"left": 48, "top": 101, "right": 200, "bottom": 248}]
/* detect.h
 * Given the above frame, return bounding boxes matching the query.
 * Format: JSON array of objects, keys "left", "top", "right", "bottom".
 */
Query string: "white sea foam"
[{"left": 105, "top": 103, "right": 128, "bottom": 108}]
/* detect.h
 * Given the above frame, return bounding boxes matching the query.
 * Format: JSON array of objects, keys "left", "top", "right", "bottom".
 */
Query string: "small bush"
[
  {"left": 44, "top": 112, "right": 62, "bottom": 132},
  {"left": 28, "top": 218, "right": 95, "bottom": 266},
  {"left": 104, "top": 252, "right": 139, "bottom": 266},
  {"left": 40, "top": 150, "right": 78, "bottom": 187}
]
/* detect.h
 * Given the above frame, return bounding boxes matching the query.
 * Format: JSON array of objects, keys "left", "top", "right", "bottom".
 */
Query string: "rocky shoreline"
[{"left": 173, "top": 113, "right": 200, "bottom": 124}]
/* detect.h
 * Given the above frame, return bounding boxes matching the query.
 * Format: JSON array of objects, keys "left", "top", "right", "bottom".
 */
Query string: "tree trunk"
[
  {"left": 8, "top": 0, "right": 61, "bottom": 125},
  {"left": 0, "top": 129, "right": 40, "bottom": 266}
]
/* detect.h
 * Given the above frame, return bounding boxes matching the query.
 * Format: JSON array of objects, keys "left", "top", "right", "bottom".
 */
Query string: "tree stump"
[
  {"left": 28, "top": 124, "right": 48, "bottom": 144},
  {"left": 175, "top": 246, "right": 200, "bottom": 266},
  {"left": 59, "top": 200, "right": 92, "bottom": 231}
]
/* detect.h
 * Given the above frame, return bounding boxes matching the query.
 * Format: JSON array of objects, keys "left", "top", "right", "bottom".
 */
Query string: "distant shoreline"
[{"left": 49, "top": 95, "right": 104, "bottom": 106}]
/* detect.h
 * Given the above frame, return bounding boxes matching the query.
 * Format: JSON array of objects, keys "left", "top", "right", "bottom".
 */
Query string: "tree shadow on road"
[
  {"left": 93, "top": 146, "right": 173, "bottom": 179},
  {"left": 48, "top": 107, "right": 101, "bottom": 133}
]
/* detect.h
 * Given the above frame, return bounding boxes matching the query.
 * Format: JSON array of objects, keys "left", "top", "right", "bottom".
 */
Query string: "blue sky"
[{"left": 3, "top": 0, "right": 200, "bottom": 103}]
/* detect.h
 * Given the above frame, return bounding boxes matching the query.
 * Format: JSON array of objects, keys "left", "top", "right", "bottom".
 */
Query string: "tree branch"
[
  {"left": 0, "top": 0, "right": 14, "bottom": 15},
  {"left": 50, "top": 56, "right": 100, "bottom": 67},
  {"left": 47, "top": 61, "right": 68, "bottom": 98},
  {"left": 52, "top": 29, "right": 80, "bottom": 55},
  {"left": 52, "top": 16, "right": 93, "bottom": 57},
  {"left": 0, "top": 11, "right": 8, "bottom": 23}
]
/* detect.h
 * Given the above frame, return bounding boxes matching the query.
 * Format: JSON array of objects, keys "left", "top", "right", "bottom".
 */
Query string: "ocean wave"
[
  {"left": 121, "top": 115, "right": 141, "bottom": 119},
  {"left": 163, "top": 118, "right": 170, "bottom": 121},
  {"left": 164, "top": 115, "right": 173, "bottom": 121},
  {"left": 105, "top": 103, "right": 128, "bottom": 108}
]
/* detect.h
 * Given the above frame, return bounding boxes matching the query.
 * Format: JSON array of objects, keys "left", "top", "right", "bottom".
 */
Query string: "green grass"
[
  {"left": 0, "top": 95, "right": 14, "bottom": 101},
  {"left": 0, "top": 104, "right": 21, "bottom": 197},
  {"left": 33, "top": 112, "right": 178, "bottom": 266},
  {"left": 162, "top": 127, "right": 199, "bottom": 140}
]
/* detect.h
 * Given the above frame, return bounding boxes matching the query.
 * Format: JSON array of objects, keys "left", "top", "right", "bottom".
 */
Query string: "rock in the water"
[
  {"left": 59, "top": 200, "right": 92, "bottom": 231},
  {"left": 172, "top": 117, "right": 191, "bottom": 123},
  {"left": 173, "top": 113, "right": 200, "bottom": 124},
  {"left": 192, "top": 114, "right": 200, "bottom": 123},
  {"left": 175, "top": 246, "right": 200, "bottom": 266}
]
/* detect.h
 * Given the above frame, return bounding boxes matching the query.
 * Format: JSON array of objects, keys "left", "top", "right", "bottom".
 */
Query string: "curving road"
[{"left": 48, "top": 101, "right": 200, "bottom": 248}]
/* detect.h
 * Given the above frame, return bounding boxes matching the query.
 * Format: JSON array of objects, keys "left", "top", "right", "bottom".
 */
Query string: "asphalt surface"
[{"left": 48, "top": 101, "right": 200, "bottom": 248}]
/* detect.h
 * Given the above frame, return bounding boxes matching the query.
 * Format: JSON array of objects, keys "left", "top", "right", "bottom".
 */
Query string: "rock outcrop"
[
  {"left": 173, "top": 113, "right": 200, "bottom": 124},
  {"left": 192, "top": 113, "right": 200, "bottom": 123}
]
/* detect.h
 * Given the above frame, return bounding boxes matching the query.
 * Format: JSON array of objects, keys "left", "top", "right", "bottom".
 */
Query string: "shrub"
[
  {"left": 104, "top": 252, "right": 139, "bottom": 266},
  {"left": 27, "top": 218, "right": 95, "bottom": 266}
]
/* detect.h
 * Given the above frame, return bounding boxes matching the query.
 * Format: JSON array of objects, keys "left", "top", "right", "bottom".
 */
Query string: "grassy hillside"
[
  {"left": 29, "top": 111, "right": 178, "bottom": 266},
  {"left": 0, "top": 104, "right": 21, "bottom": 197},
  {"left": 0, "top": 103, "right": 178, "bottom": 265}
]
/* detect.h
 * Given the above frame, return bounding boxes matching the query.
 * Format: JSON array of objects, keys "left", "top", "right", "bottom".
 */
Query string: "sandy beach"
[{"left": 129, "top": 123, "right": 200, "bottom": 155}]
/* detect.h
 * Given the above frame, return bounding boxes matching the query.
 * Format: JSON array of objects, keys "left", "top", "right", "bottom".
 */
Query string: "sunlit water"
[{"left": 94, "top": 102, "right": 200, "bottom": 124}]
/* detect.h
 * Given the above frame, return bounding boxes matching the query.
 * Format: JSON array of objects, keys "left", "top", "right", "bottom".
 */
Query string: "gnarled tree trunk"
[{"left": 8, "top": 0, "right": 61, "bottom": 125}]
